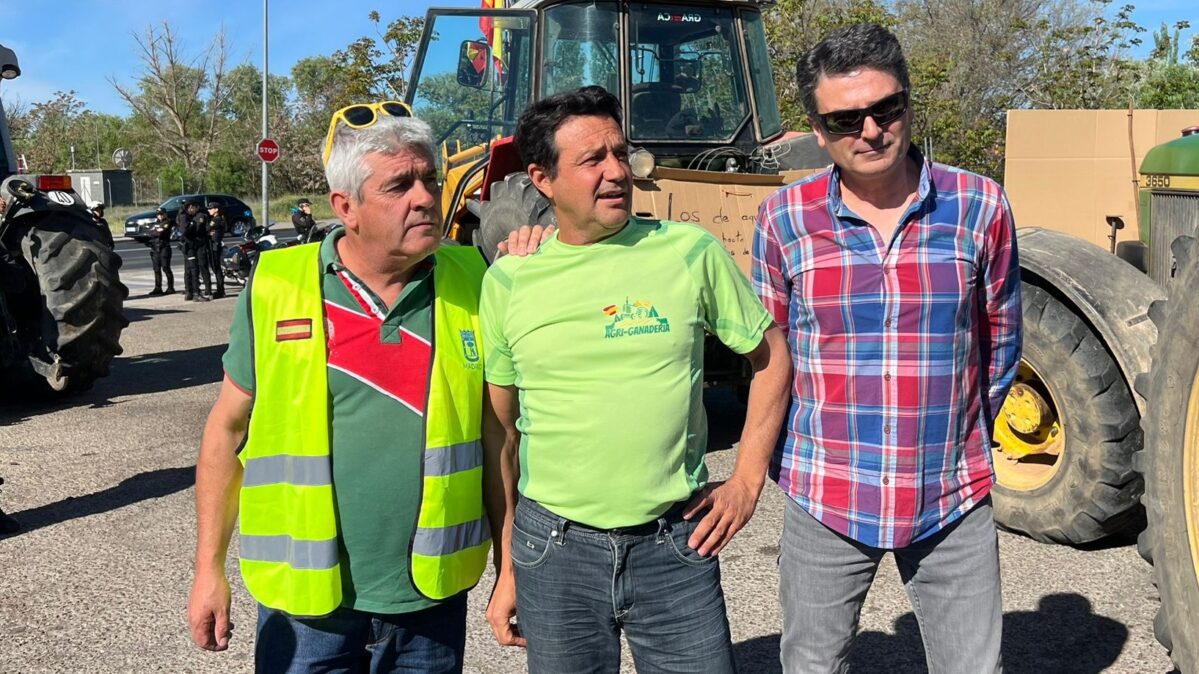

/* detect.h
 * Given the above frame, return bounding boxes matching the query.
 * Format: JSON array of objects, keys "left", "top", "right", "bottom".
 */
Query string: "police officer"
[
  {"left": 205, "top": 203, "right": 226, "bottom": 299},
  {"left": 180, "top": 201, "right": 212, "bottom": 302},
  {"left": 148, "top": 207, "right": 176, "bottom": 296},
  {"left": 292, "top": 197, "right": 317, "bottom": 242},
  {"left": 178, "top": 201, "right": 198, "bottom": 300},
  {"left": 87, "top": 200, "right": 115, "bottom": 247}
]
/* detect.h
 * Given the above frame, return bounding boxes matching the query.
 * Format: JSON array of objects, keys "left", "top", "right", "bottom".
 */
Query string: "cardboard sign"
[{"left": 631, "top": 166, "right": 820, "bottom": 276}]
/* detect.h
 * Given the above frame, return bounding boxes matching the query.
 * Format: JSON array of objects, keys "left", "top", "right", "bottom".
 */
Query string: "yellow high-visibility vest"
[{"left": 238, "top": 242, "right": 490, "bottom": 617}]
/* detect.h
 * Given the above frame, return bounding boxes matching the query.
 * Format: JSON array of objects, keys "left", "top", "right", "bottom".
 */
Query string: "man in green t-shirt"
[{"left": 481, "top": 86, "right": 792, "bottom": 673}]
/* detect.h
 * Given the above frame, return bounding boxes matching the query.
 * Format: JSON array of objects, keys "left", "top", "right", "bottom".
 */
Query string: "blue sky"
[{"left": 0, "top": 0, "right": 1192, "bottom": 116}]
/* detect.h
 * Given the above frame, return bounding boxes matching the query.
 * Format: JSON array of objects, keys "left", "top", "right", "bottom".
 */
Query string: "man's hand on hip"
[
  {"left": 485, "top": 570, "right": 526, "bottom": 648},
  {"left": 187, "top": 569, "right": 234, "bottom": 651},
  {"left": 683, "top": 474, "right": 764, "bottom": 557}
]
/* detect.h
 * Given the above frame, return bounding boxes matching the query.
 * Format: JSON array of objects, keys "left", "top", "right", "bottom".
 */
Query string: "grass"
[{"left": 104, "top": 193, "right": 339, "bottom": 237}]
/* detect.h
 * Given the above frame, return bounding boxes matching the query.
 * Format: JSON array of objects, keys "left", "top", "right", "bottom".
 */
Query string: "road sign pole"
[{"left": 261, "top": 0, "right": 269, "bottom": 227}]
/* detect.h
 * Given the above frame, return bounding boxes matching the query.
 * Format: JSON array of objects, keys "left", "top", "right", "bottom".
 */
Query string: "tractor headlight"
[{"left": 630, "top": 148, "right": 656, "bottom": 179}]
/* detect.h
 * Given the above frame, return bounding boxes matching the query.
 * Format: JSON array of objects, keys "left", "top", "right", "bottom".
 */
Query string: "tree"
[
  {"left": 8, "top": 91, "right": 88, "bottom": 173},
  {"left": 763, "top": 0, "right": 894, "bottom": 132},
  {"left": 109, "top": 21, "right": 231, "bottom": 190},
  {"left": 1136, "top": 21, "right": 1199, "bottom": 108}
]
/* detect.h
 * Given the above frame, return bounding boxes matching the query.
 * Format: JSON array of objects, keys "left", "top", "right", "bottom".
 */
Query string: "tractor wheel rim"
[
  {"left": 993, "top": 361, "right": 1064, "bottom": 491},
  {"left": 1185, "top": 362, "right": 1199, "bottom": 588}
]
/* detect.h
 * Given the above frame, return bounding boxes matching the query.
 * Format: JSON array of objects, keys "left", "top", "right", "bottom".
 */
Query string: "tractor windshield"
[
  {"left": 627, "top": 4, "right": 750, "bottom": 142},
  {"left": 405, "top": 11, "right": 534, "bottom": 162},
  {"left": 541, "top": 3, "right": 621, "bottom": 99}
]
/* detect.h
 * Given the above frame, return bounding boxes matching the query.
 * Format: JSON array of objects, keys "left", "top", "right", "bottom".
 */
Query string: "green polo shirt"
[
  {"left": 480, "top": 218, "right": 773, "bottom": 528},
  {"left": 223, "top": 229, "right": 439, "bottom": 614}
]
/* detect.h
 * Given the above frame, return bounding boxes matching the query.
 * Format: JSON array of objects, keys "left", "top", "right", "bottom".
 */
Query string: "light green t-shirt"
[{"left": 480, "top": 218, "right": 772, "bottom": 528}]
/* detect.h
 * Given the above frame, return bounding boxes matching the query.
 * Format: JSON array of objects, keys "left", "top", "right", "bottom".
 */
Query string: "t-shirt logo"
[
  {"left": 602, "top": 298, "right": 671, "bottom": 339},
  {"left": 459, "top": 329, "right": 480, "bottom": 363}
]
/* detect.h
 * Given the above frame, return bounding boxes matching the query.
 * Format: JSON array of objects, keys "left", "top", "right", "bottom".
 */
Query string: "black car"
[{"left": 123, "top": 194, "right": 256, "bottom": 243}]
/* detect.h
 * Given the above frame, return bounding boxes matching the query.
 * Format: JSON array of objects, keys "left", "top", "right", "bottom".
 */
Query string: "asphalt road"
[
  {"left": 112, "top": 224, "right": 301, "bottom": 276},
  {"left": 0, "top": 264, "right": 1180, "bottom": 673}
]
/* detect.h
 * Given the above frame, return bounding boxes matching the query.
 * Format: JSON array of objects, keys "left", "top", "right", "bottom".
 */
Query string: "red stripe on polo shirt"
[{"left": 325, "top": 300, "right": 430, "bottom": 415}]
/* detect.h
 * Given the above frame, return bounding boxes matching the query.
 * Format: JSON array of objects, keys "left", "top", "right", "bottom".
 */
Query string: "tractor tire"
[
  {"left": 991, "top": 282, "right": 1142, "bottom": 544},
  {"left": 477, "top": 172, "right": 555, "bottom": 263},
  {"left": 17, "top": 212, "right": 129, "bottom": 393},
  {"left": 1134, "top": 236, "right": 1199, "bottom": 673}
]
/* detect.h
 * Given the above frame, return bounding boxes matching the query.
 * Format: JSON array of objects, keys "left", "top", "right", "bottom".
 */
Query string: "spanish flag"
[
  {"left": 276, "top": 318, "right": 313, "bottom": 342},
  {"left": 603, "top": 305, "right": 618, "bottom": 316},
  {"left": 479, "top": 0, "right": 506, "bottom": 81}
]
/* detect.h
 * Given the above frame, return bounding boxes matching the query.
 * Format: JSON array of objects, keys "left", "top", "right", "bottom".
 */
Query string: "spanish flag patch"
[{"left": 275, "top": 318, "right": 313, "bottom": 342}]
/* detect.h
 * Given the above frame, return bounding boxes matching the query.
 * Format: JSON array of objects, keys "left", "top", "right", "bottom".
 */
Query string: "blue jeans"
[
  {"left": 255, "top": 594, "right": 467, "bottom": 674},
  {"left": 779, "top": 496, "right": 1003, "bottom": 674},
  {"left": 511, "top": 496, "right": 736, "bottom": 674}
]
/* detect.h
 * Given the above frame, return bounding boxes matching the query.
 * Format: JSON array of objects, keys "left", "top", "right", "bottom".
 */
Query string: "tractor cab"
[{"left": 405, "top": 0, "right": 784, "bottom": 175}]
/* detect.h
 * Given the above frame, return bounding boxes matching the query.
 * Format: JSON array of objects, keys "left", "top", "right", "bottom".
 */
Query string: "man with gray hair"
[
  {"left": 754, "top": 23, "right": 1020, "bottom": 673},
  {"left": 186, "top": 102, "right": 492, "bottom": 673}
]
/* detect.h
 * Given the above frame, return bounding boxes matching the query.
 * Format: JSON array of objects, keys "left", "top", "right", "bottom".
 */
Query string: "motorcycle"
[{"left": 222, "top": 222, "right": 292, "bottom": 286}]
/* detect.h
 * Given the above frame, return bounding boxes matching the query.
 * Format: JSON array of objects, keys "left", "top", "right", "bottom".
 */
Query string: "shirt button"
[
  {"left": 883, "top": 424, "right": 891, "bottom": 434},
  {"left": 884, "top": 373, "right": 892, "bottom": 381},
  {"left": 882, "top": 477, "right": 890, "bottom": 485},
  {"left": 884, "top": 318, "right": 893, "bottom": 328}
]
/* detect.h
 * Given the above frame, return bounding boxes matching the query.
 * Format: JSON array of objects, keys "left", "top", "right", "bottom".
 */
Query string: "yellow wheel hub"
[
  {"left": 1185, "top": 361, "right": 1199, "bottom": 588},
  {"left": 993, "top": 362, "right": 1064, "bottom": 491}
]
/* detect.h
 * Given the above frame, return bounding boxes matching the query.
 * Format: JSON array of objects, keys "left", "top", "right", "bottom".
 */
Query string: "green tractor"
[{"left": 1132, "top": 126, "right": 1199, "bottom": 672}]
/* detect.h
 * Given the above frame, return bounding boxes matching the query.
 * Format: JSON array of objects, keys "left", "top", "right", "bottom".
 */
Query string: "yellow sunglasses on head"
[{"left": 322, "top": 100, "right": 414, "bottom": 164}]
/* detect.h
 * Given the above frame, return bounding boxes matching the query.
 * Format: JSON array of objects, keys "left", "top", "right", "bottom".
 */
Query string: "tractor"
[
  {"left": 0, "top": 43, "right": 128, "bottom": 396},
  {"left": 1131, "top": 127, "right": 1199, "bottom": 672}
]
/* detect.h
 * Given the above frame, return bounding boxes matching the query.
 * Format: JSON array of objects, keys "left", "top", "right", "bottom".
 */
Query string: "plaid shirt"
[{"left": 752, "top": 151, "right": 1021, "bottom": 549}]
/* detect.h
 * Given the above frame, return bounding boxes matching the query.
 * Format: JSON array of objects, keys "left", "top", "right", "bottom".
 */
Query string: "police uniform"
[
  {"left": 149, "top": 210, "right": 175, "bottom": 296},
  {"left": 206, "top": 208, "right": 226, "bottom": 299},
  {"left": 182, "top": 205, "right": 212, "bottom": 301}
]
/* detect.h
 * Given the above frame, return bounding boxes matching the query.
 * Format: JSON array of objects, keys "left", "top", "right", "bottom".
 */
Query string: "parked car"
[{"left": 123, "top": 194, "right": 255, "bottom": 243}]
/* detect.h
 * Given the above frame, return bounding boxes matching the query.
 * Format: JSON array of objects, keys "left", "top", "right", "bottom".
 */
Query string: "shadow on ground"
[
  {"left": 0, "top": 466, "right": 194, "bottom": 538},
  {"left": 704, "top": 387, "right": 746, "bottom": 452},
  {"left": 733, "top": 593, "right": 1133, "bottom": 673},
  {"left": 123, "top": 305, "right": 190, "bottom": 323},
  {"left": 0, "top": 344, "right": 225, "bottom": 425}
]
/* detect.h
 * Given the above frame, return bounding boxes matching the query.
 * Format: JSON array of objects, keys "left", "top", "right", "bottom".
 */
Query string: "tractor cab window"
[
  {"left": 628, "top": 5, "right": 749, "bottom": 142},
  {"left": 405, "top": 11, "right": 534, "bottom": 164},
  {"left": 541, "top": 3, "right": 621, "bottom": 99}
]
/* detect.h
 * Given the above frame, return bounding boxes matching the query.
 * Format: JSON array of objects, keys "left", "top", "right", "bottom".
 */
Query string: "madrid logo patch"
[
  {"left": 459, "top": 329, "right": 480, "bottom": 363},
  {"left": 602, "top": 298, "right": 671, "bottom": 339}
]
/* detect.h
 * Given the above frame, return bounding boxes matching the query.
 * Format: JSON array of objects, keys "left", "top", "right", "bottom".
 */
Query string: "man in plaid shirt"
[{"left": 753, "top": 24, "right": 1021, "bottom": 673}]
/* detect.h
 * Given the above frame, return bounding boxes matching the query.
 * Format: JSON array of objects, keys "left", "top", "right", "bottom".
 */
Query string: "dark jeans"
[
  {"left": 255, "top": 594, "right": 468, "bottom": 674},
  {"left": 512, "top": 496, "right": 735, "bottom": 674},
  {"left": 149, "top": 240, "right": 173, "bottom": 291}
]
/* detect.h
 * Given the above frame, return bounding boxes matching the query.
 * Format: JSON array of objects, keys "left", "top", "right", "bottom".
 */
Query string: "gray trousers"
[{"left": 779, "top": 496, "right": 1002, "bottom": 674}]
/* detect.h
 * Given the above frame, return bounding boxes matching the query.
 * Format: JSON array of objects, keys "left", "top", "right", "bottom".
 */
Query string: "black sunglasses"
[{"left": 815, "top": 90, "right": 909, "bottom": 136}]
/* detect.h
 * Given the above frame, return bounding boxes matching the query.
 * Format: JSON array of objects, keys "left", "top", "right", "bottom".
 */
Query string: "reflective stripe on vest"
[{"left": 238, "top": 242, "right": 490, "bottom": 616}]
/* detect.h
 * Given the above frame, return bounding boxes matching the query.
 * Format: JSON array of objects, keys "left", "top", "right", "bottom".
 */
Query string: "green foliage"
[
  {"left": 763, "top": 0, "right": 895, "bottom": 132},
  {"left": 9, "top": 3, "right": 1198, "bottom": 201},
  {"left": 1135, "top": 21, "right": 1199, "bottom": 108}
]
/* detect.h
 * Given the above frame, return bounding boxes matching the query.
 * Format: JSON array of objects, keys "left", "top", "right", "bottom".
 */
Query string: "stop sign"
[{"left": 256, "top": 138, "right": 280, "bottom": 163}]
